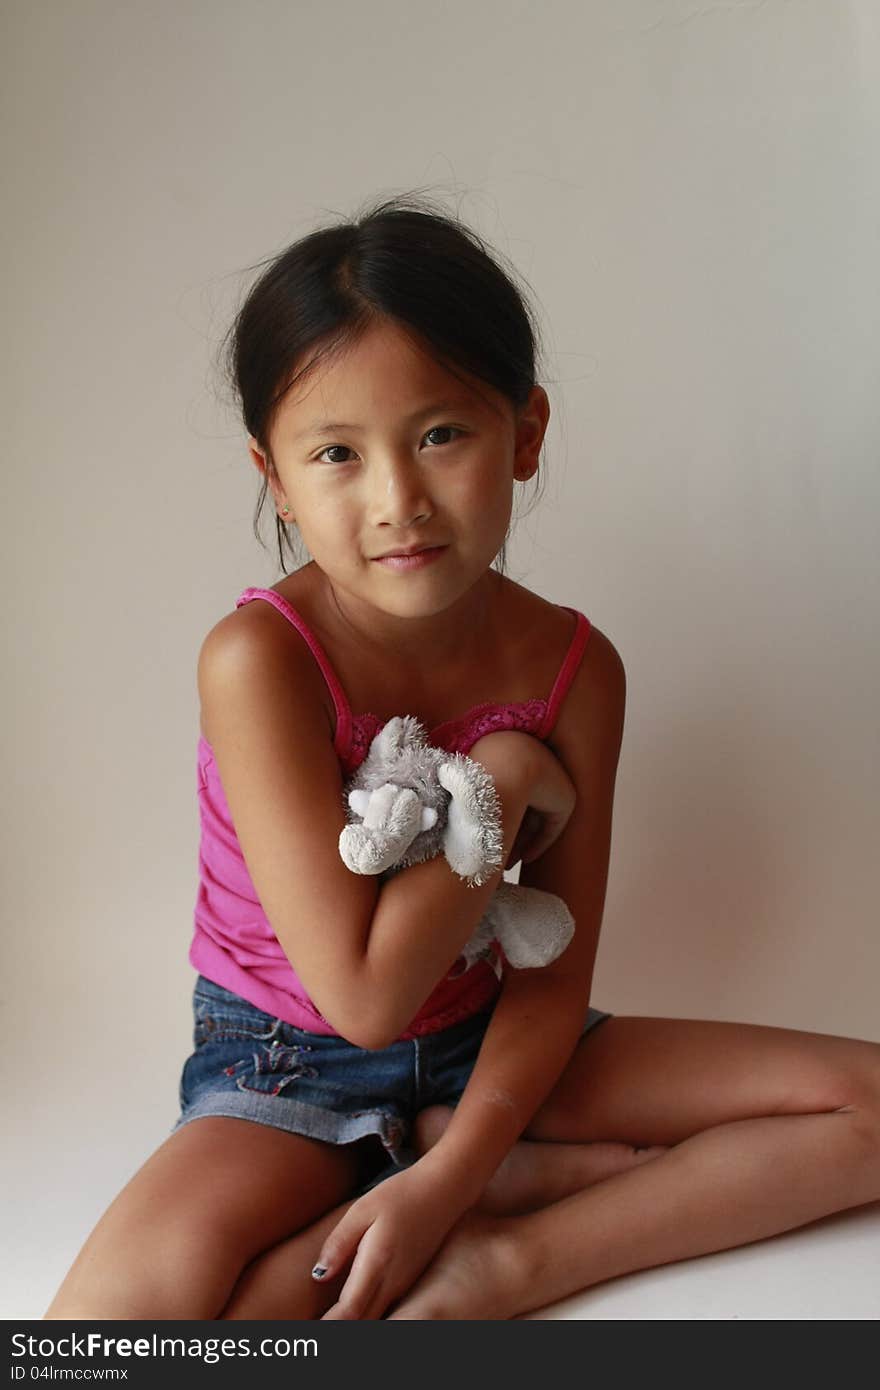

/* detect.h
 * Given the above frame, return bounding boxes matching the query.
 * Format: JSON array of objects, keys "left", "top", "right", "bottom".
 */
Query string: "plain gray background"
[{"left": 4, "top": 0, "right": 878, "bottom": 1318}]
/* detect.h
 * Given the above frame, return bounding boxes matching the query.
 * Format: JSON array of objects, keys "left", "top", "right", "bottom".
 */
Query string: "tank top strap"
[
  {"left": 536, "top": 605, "right": 592, "bottom": 739},
  {"left": 235, "top": 588, "right": 352, "bottom": 752}
]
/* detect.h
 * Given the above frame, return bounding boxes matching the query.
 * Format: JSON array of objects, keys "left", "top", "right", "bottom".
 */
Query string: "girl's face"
[{"left": 249, "top": 318, "right": 548, "bottom": 619}]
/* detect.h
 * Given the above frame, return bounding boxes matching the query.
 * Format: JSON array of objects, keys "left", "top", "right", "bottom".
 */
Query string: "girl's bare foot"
[
  {"left": 385, "top": 1207, "right": 528, "bottom": 1320},
  {"left": 413, "top": 1105, "right": 667, "bottom": 1215}
]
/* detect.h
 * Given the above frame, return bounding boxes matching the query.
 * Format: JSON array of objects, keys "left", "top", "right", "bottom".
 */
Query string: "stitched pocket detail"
[
  {"left": 193, "top": 997, "right": 282, "bottom": 1049},
  {"left": 228, "top": 1039, "right": 321, "bottom": 1097}
]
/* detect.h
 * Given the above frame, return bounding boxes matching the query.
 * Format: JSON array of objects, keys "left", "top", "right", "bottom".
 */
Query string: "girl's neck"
[{"left": 302, "top": 563, "right": 508, "bottom": 675}]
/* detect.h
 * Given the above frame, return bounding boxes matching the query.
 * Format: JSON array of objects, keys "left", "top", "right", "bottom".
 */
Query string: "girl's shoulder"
[
  {"left": 197, "top": 571, "right": 337, "bottom": 746},
  {"left": 492, "top": 576, "right": 605, "bottom": 696},
  {"left": 500, "top": 576, "right": 581, "bottom": 650},
  {"left": 502, "top": 578, "right": 621, "bottom": 737}
]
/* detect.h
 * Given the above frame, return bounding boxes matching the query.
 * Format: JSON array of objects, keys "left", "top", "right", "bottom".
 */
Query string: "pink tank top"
[{"left": 189, "top": 587, "right": 592, "bottom": 1039}]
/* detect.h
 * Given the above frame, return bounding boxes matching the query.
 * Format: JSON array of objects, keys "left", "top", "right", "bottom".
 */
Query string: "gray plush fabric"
[{"left": 338, "top": 716, "right": 574, "bottom": 975}]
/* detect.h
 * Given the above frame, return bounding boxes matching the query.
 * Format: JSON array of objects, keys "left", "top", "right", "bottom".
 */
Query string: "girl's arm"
[
  {"left": 313, "top": 629, "right": 626, "bottom": 1318},
  {"left": 409, "top": 627, "right": 627, "bottom": 1204},
  {"left": 198, "top": 611, "right": 544, "bottom": 1049}
]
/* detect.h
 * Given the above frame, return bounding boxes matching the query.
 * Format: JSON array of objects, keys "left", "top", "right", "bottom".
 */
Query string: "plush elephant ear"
[
  {"left": 361, "top": 715, "right": 430, "bottom": 778},
  {"left": 482, "top": 882, "right": 575, "bottom": 968}
]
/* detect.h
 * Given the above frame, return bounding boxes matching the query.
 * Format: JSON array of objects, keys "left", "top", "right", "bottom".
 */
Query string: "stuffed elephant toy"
[{"left": 338, "top": 716, "right": 575, "bottom": 977}]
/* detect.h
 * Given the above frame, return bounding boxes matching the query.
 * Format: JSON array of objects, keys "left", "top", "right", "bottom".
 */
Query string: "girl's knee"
[
  {"left": 814, "top": 1037, "right": 880, "bottom": 1116},
  {"left": 45, "top": 1206, "right": 245, "bottom": 1320},
  {"left": 45, "top": 1121, "right": 370, "bottom": 1319}
]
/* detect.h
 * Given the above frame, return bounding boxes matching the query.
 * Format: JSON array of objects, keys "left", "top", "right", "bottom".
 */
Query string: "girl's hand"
[
  {"left": 505, "top": 804, "right": 549, "bottom": 871},
  {"left": 315, "top": 1160, "right": 469, "bottom": 1320},
  {"left": 469, "top": 731, "right": 577, "bottom": 870}
]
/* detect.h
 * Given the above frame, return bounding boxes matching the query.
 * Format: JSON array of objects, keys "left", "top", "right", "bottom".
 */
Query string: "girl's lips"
[{"left": 372, "top": 545, "right": 448, "bottom": 571}]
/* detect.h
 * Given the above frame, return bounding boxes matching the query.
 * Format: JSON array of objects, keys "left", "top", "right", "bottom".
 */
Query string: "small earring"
[{"left": 281, "top": 505, "right": 290, "bottom": 516}]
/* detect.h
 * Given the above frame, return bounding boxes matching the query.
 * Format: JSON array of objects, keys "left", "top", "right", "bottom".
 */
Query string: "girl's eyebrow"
[{"left": 292, "top": 399, "right": 469, "bottom": 441}]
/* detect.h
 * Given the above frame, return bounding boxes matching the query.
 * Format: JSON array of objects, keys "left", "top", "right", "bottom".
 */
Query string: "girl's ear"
[
  {"left": 512, "top": 385, "right": 549, "bottom": 482},
  {"left": 248, "top": 436, "right": 268, "bottom": 476},
  {"left": 248, "top": 438, "right": 290, "bottom": 517}
]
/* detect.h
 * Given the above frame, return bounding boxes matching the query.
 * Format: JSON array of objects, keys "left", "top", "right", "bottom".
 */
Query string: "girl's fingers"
[
  {"left": 321, "top": 1299, "right": 355, "bottom": 1320},
  {"left": 319, "top": 1237, "right": 389, "bottom": 1319},
  {"left": 505, "top": 807, "right": 540, "bottom": 869},
  {"left": 521, "top": 809, "right": 570, "bottom": 863},
  {"left": 312, "top": 1207, "right": 370, "bottom": 1284},
  {"left": 321, "top": 1282, "right": 386, "bottom": 1320},
  {"left": 522, "top": 826, "right": 552, "bottom": 862}
]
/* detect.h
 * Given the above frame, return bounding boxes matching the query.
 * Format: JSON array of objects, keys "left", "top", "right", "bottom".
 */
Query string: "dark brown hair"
[{"left": 219, "top": 190, "right": 548, "bottom": 574}]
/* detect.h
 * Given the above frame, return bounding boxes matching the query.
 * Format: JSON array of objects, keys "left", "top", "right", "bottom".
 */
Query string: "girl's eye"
[
  {"left": 314, "top": 426, "right": 463, "bottom": 465},
  {"left": 316, "top": 445, "right": 355, "bottom": 465},
  {"left": 423, "top": 425, "right": 463, "bottom": 448}
]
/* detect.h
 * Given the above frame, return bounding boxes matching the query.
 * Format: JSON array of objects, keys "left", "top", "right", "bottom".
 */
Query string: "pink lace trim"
[
  {"left": 346, "top": 713, "right": 385, "bottom": 773},
  {"left": 399, "top": 971, "right": 501, "bottom": 1039},
  {"left": 435, "top": 698, "right": 548, "bottom": 753},
  {"left": 342, "top": 698, "right": 548, "bottom": 774}
]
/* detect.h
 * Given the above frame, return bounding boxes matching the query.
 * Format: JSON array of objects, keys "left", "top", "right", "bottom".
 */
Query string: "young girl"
[{"left": 46, "top": 194, "right": 880, "bottom": 1322}]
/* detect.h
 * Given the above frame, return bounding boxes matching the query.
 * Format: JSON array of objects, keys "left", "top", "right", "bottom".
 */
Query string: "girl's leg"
[
  {"left": 413, "top": 1107, "right": 668, "bottom": 1214},
  {"left": 221, "top": 1194, "right": 364, "bottom": 1319},
  {"left": 44, "top": 1117, "right": 374, "bottom": 1319},
  {"left": 221, "top": 1140, "right": 676, "bottom": 1317},
  {"left": 384, "top": 1017, "right": 880, "bottom": 1319},
  {"left": 217, "top": 1130, "right": 656, "bottom": 1318}
]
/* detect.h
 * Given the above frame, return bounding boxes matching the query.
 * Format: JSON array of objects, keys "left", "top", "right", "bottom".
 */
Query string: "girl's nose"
[{"left": 368, "top": 455, "right": 434, "bottom": 528}]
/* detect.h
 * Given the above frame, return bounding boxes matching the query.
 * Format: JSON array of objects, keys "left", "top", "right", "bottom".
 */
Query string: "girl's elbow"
[
  {"left": 333, "top": 957, "right": 414, "bottom": 1050},
  {"left": 303, "top": 944, "right": 416, "bottom": 1050},
  {"left": 337, "top": 1012, "right": 398, "bottom": 1052},
  {"left": 324, "top": 989, "right": 398, "bottom": 1051}
]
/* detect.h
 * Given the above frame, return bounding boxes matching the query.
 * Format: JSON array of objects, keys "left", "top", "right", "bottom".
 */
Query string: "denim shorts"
[{"left": 173, "top": 973, "right": 612, "bottom": 1195}]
